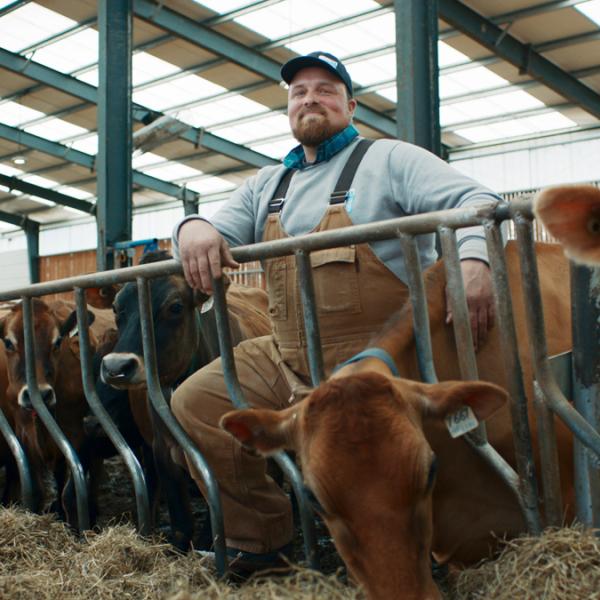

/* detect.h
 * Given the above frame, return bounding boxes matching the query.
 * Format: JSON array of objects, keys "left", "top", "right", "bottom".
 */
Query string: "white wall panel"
[{"left": 0, "top": 249, "right": 29, "bottom": 291}]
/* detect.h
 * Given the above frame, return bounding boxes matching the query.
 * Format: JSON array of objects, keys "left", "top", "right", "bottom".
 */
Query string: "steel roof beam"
[
  {"left": 132, "top": 0, "right": 397, "bottom": 137},
  {"left": 0, "top": 207, "right": 34, "bottom": 228},
  {"left": 0, "top": 48, "right": 275, "bottom": 169},
  {"left": 438, "top": 0, "right": 600, "bottom": 120},
  {"left": 0, "top": 123, "right": 197, "bottom": 202},
  {"left": 0, "top": 173, "right": 95, "bottom": 214}
]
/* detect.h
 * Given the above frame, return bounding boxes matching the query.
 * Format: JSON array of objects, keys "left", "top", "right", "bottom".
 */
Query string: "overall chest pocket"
[
  {"left": 265, "top": 257, "right": 288, "bottom": 321},
  {"left": 310, "top": 246, "right": 361, "bottom": 314}
]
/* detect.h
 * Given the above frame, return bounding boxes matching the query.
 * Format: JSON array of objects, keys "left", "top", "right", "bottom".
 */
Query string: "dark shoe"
[{"left": 227, "top": 543, "right": 294, "bottom": 579}]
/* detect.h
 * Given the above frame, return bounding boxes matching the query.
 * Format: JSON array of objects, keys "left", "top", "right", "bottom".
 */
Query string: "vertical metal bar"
[
  {"left": 0, "top": 407, "right": 34, "bottom": 510},
  {"left": 394, "top": 0, "right": 441, "bottom": 156},
  {"left": 533, "top": 381, "right": 563, "bottom": 526},
  {"left": 570, "top": 262, "right": 600, "bottom": 527},
  {"left": 21, "top": 296, "right": 90, "bottom": 531},
  {"left": 437, "top": 227, "right": 527, "bottom": 515},
  {"left": 183, "top": 196, "right": 199, "bottom": 217},
  {"left": 97, "top": 0, "right": 132, "bottom": 270},
  {"left": 398, "top": 234, "right": 438, "bottom": 383},
  {"left": 25, "top": 222, "right": 40, "bottom": 284},
  {"left": 74, "top": 287, "right": 152, "bottom": 535},
  {"left": 484, "top": 221, "right": 542, "bottom": 533},
  {"left": 295, "top": 250, "right": 324, "bottom": 386},
  {"left": 514, "top": 217, "right": 600, "bottom": 460},
  {"left": 211, "top": 277, "right": 319, "bottom": 570},
  {"left": 136, "top": 277, "right": 227, "bottom": 575}
]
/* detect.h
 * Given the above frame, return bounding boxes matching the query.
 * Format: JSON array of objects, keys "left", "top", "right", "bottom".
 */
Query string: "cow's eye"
[
  {"left": 169, "top": 302, "right": 183, "bottom": 316},
  {"left": 3, "top": 338, "right": 15, "bottom": 352},
  {"left": 426, "top": 456, "right": 438, "bottom": 492},
  {"left": 52, "top": 336, "right": 63, "bottom": 351}
]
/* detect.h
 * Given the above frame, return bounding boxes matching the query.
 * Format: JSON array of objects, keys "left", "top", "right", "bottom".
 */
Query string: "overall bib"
[{"left": 172, "top": 140, "right": 409, "bottom": 553}]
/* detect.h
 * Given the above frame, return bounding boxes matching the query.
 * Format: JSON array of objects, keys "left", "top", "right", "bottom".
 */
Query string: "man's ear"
[
  {"left": 220, "top": 405, "right": 299, "bottom": 455},
  {"left": 413, "top": 380, "right": 508, "bottom": 422}
]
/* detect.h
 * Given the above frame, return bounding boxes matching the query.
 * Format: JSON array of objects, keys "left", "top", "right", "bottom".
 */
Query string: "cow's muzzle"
[
  {"left": 101, "top": 353, "right": 146, "bottom": 388},
  {"left": 18, "top": 384, "right": 56, "bottom": 411}
]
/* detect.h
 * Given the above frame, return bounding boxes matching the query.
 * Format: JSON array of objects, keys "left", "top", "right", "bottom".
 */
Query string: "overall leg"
[{"left": 171, "top": 336, "right": 297, "bottom": 554}]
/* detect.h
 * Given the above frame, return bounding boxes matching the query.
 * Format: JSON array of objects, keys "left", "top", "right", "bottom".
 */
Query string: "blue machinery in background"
[
  {"left": 113, "top": 238, "right": 160, "bottom": 268},
  {"left": 0, "top": 199, "right": 598, "bottom": 576}
]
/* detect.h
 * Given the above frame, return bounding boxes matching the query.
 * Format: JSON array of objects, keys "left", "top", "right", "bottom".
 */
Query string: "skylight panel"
[
  {"left": 376, "top": 86, "right": 396, "bottom": 102},
  {"left": 250, "top": 136, "right": 296, "bottom": 159},
  {"left": 29, "top": 196, "right": 56, "bottom": 207},
  {"left": 440, "top": 68, "right": 508, "bottom": 95},
  {"left": 576, "top": 0, "right": 600, "bottom": 26},
  {"left": 176, "top": 96, "right": 266, "bottom": 128},
  {"left": 0, "top": 102, "right": 46, "bottom": 126},
  {"left": 437, "top": 42, "right": 469, "bottom": 68},
  {"left": 56, "top": 186, "right": 94, "bottom": 200},
  {"left": 24, "top": 119, "right": 89, "bottom": 142},
  {"left": 132, "top": 52, "right": 181, "bottom": 86},
  {"left": 22, "top": 174, "right": 58, "bottom": 188},
  {"left": 187, "top": 176, "right": 236, "bottom": 195},
  {"left": 141, "top": 162, "right": 203, "bottom": 182},
  {"left": 33, "top": 29, "right": 98, "bottom": 73},
  {"left": 522, "top": 112, "right": 577, "bottom": 132},
  {"left": 215, "top": 114, "right": 289, "bottom": 144},
  {"left": 0, "top": 164, "right": 24, "bottom": 177},
  {"left": 288, "top": 12, "right": 394, "bottom": 57},
  {"left": 75, "top": 68, "right": 98, "bottom": 87},
  {"left": 349, "top": 53, "right": 395, "bottom": 86},
  {"left": 132, "top": 152, "right": 164, "bottom": 169},
  {"left": 0, "top": 3, "right": 75, "bottom": 52},
  {"left": 69, "top": 134, "right": 98, "bottom": 154},
  {"left": 133, "top": 75, "right": 226, "bottom": 111},
  {"left": 195, "top": 0, "right": 256, "bottom": 12}
]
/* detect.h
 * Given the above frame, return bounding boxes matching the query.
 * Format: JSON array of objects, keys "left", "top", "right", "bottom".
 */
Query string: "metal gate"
[{"left": 0, "top": 197, "right": 598, "bottom": 576}]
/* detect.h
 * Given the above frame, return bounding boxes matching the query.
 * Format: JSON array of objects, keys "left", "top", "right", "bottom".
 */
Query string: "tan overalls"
[{"left": 172, "top": 141, "right": 409, "bottom": 553}]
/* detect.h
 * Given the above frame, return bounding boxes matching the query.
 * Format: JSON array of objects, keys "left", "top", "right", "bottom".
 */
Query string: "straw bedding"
[{"left": 0, "top": 506, "right": 598, "bottom": 599}]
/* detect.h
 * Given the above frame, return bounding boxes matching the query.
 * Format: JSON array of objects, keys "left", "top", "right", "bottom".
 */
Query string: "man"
[{"left": 171, "top": 51, "right": 501, "bottom": 569}]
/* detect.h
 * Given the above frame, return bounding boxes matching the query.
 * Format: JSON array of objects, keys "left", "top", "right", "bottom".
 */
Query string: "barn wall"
[{"left": 0, "top": 249, "right": 30, "bottom": 292}]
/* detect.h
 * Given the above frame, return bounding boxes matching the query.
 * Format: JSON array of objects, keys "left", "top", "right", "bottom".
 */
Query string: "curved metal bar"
[
  {"left": 211, "top": 277, "right": 319, "bottom": 570},
  {"left": 73, "top": 287, "right": 152, "bottom": 535},
  {"left": 437, "top": 228, "right": 528, "bottom": 518},
  {"left": 295, "top": 250, "right": 325, "bottom": 386},
  {"left": 0, "top": 406, "right": 34, "bottom": 510},
  {"left": 483, "top": 221, "right": 542, "bottom": 534},
  {"left": 21, "top": 296, "right": 90, "bottom": 531},
  {"left": 514, "top": 216, "right": 600, "bottom": 459},
  {"left": 136, "top": 277, "right": 227, "bottom": 576},
  {"left": 397, "top": 234, "right": 438, "bottom": 383}
]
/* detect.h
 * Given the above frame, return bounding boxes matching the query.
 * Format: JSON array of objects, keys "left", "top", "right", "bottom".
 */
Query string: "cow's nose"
[
  {"left": 19, "top": 385, "right": 56, "bottom": 409},
  {"left": 101, "top": 353, "right": 139, "bottom": 384}
]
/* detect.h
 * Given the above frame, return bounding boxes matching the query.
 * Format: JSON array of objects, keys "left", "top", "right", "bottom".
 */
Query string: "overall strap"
[
  {"left": 329, "top": 138, "right": 375, "bottom": 204},
  {"left": 268, "top": 168, "right": 296, "bottom": 214}
]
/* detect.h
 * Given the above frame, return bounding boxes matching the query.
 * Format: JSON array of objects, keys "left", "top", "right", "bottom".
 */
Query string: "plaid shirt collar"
[{"left": 283, "top": 124, "right": 359, "bottom": 170}]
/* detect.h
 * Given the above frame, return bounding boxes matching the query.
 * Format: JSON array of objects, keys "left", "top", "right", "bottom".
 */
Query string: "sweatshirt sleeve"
[
  {"left": 171, "top": 174, "right": 259, "bottom": 261},
  {"left": 388, "top": 142, "right": 505, "bottom": 262}
]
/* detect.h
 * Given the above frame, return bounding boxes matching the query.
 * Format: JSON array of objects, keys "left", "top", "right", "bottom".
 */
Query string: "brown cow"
[
  {"left": 99, "top": 250, "right": 272, "bottom": 550},
  {"left": 534, "top": 184, "right": 600, "bottom": 264},
  {"left": 221, "top": 241, "right": 573, "bottom": 600},
  {"left": 0, "top": 298, "right": 113, "bottom": 525}
]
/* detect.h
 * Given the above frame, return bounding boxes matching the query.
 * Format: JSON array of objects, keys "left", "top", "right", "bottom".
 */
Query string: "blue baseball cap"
[{"left": 281, "top": 51, "right": 353, "bottom": 97}]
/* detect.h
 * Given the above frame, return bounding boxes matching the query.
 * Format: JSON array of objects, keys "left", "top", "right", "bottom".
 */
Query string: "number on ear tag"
[{"left": 445, "top": 405, "right": 479, "bottom": 438}]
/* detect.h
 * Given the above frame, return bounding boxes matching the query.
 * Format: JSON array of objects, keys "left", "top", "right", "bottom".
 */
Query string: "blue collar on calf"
[{"left": 333, "top": 347, "right": 399, "bottom": 377}]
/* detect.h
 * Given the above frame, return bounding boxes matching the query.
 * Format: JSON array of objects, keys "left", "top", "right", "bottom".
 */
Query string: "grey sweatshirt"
[{"left": 172, "top": 137, "right": 504, "bottom": 284}]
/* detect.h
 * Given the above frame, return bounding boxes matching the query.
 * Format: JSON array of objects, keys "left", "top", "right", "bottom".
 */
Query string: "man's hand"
[
  {"left": 178, "top": 219, "right": 239, "bottom": 294},
  {"left": 445, "top": 259, "right": 495, "bottom": 352}
]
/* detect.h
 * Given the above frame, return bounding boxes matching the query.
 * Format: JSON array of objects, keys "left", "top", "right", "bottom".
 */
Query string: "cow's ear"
[
  {"left": 59, "top": 309, "right": 95, "bottom": 338},
  {"left": 417, "top": 380, "right": 508, "bottom": 422},
  {"left": 220, "top": 405, "right": 299, "bottom": 455}
]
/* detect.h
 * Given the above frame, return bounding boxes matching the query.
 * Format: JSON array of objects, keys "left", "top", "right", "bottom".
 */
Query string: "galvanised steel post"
[
  {"left": 394, "top": 0, "right": 441, "bottom": 156},
  {"left": 97, "top": 0, "right": 133, "bottom": 271},
  {"left": 25, "top": 221, "right": 40, "bottom": 284},
  {"left": 570, "top": 262, "right": 600, "bottom": 527}
]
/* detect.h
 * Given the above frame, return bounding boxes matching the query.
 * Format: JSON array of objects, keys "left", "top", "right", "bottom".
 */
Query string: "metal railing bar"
[
  {"left": 514, "top": 216, "right": 600, "bottom": 459},
  {"left": 0, "top": 201, "right": 524, "bottom": 301},
  {"left": 437, "top": 228, "right": 529, "bottom": 519},
  {"left": 73, "top": 287, "right": 152, "bottom": 535},
  {"left": 398, "top": 234, "right": 438, "bottom": 384},
  {"left": 533, "top": 381, "right": 563, "bottom": 526},
  {"left": 21, "top": 296, "right": 90, "bottom": 531},
  {"left": 295, "top": 250, "right": 325, "bottom": 386},
  {"left": 0, "top": 408, "right": 34, "bottom": 510},
  {"left": 211, "top": 277, "right": 319, "bottom": 570},
  {"left": 136, "top": 277, "right": 227, "bottom": 575},
  {"left": 483, "top": 221, "right": 542, "bottom": 533}
]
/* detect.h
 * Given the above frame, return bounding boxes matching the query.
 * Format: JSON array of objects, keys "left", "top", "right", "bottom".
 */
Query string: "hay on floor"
[
  {"left": 450, "top": 525, "right": 600, "bottom": 600},
  {"left": 0, "top": 507, "right": 362, "bottom": 600}
]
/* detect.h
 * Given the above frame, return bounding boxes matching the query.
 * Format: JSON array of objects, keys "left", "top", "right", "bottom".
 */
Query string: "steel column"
[
  {"left": 570, "top": 263, "right": 600, "bottom": 527},
  {"left": 24, "top": 221, "right": 39, "bottom": 284},
  {"left": 97, "top": 0, "right": 133, "bottom": 271},
  {"left": 394, "top": 0, "right": 441, "bottom": 155}
]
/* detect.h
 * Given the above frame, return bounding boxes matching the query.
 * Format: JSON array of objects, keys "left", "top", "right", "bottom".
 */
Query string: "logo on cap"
[{"left": 319, "top": 55, "right": 338, "bottom": 69}]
